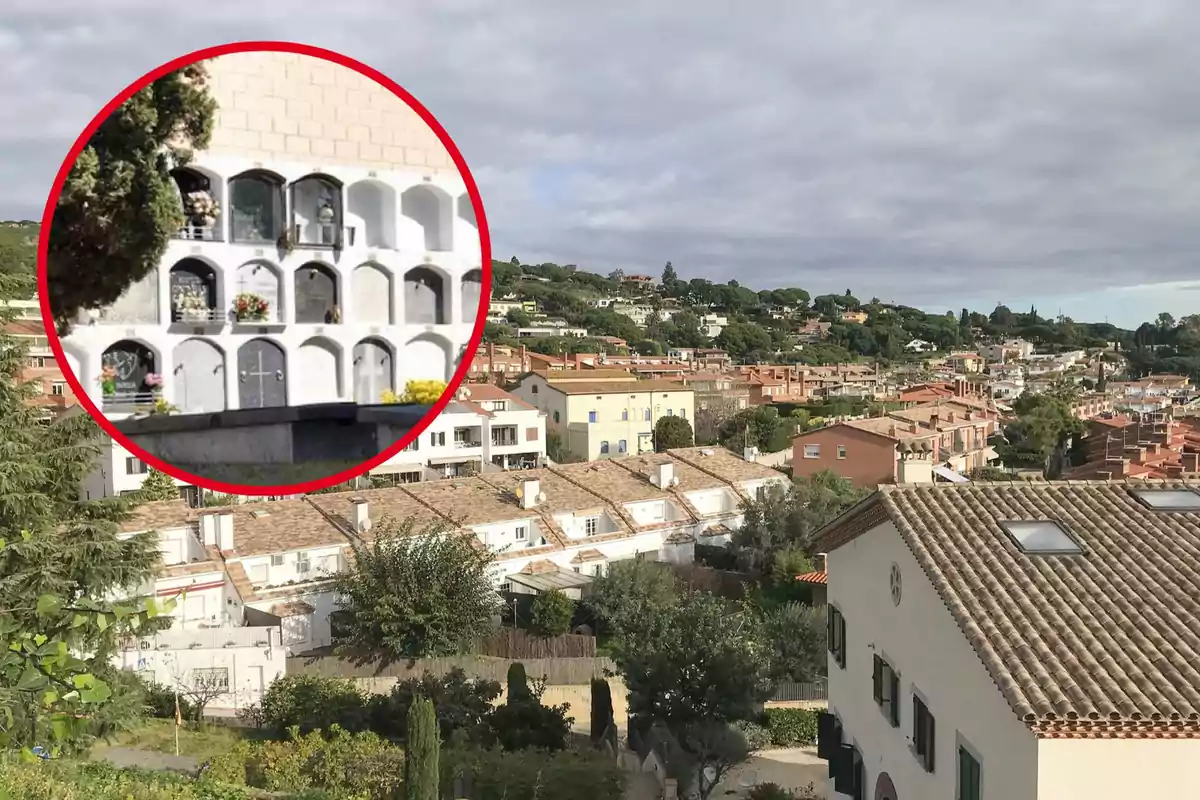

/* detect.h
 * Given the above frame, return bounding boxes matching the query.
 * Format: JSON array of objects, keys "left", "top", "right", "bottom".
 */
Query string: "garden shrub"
[
  {"left": 259, "top": 674, "right": 369, "bottom": 736},
  {"left": 764, "top": 707, "right": 819, "bottom": 747},
  {"left": 732, "top": 718, "right": 772, "bottom": 751},
  {"left": 528, "top": 589, "right": 575, "bottom": 637},
  {"left": 368, "top": 668, "right": 500, "bottom": 743},
  {"left": 441, "top": 747, "right": 625, "bottom": 800},
  {"left": 405, "top": 696, "right": 439, "bottom": 800}
]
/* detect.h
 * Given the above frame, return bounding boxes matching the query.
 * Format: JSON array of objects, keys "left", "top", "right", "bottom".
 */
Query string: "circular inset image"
[{"left": 39, "top": 41, "right": 490, "bottom": 494}]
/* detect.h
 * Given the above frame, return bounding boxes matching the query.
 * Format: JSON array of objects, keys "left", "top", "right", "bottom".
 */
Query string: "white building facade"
[{"left": 59, "top": 51, "right": 485, "bottom": 420}]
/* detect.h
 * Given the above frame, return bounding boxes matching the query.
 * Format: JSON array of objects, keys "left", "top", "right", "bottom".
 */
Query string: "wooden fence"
[
  {"left": 289, "top": 652, "right": 615, "bottom": 686},
  {"left": 476, "top": 628, "right": 597, "bottom": 659},
  {"left": 670, "top": 563, "right": 754, "bottom": 599}
]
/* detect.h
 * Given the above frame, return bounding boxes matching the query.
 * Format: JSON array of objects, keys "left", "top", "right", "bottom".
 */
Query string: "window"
[
  {"left": 644, "top": 409, "right": 651, "bottom": 421},
  {"left": 827, "top": 605, "right": 846, "bottom": 668},
  {"left": 872, "top": 655, "right": 901, "bottom": 727},
  {"left": 125, "top": 457, "right": 147, "bottom": 475},
  {"left": 913, "top": 695, "right": 936, "bottom": 772},
  {"left": 430, "top": 431, "right": 445, "bottom": 446},
  {"left": 666, "top": 408, "right": 674, "bottom": 416},
  {"left": 498, "top": 581, "right": 512, "bottom": 593},
  {"left": 621, "top": 409, "right": 629, "bottom": 421},
  {"left": 999, "top": 520, "right": 1082, "bottom": 555},
  {"left": 192, "top": 667, "right": 230, "bottom": 692},
  {"left": 270, "top": 554, "right": 284, "bottom": 567},
  {"left": 1129, "top": 488, "right": 1200, "bottom": 511},
  {"left": 618, "top": 439, "right": 627, "bottom": 454},
  {"left": 680, "top": 408, "right": 686, "bottom": 419},
  {"left": 600, "top": 441, "right": 610, "bottom": 454},
  {"left": 573, "top": 566, "right": 581, "bottom": 573},
  {"left": 531, "top": 384, "right": 538, "bottom": 394},
  {"left": 584, "top": 517, "right": 599, "bottom": 536},
  {"left": 837, "top": 444, "right": 847, "bottom": 459},
  {"left": 404, "top": 438, "right": 420, "bottom": 452},
  {"left": 958, "top": 745, "right": 982, "bottom": 800},
  {"left": 51, "top": 382, "right": 66, "bottom": 396},
  {"left": 296, "top": 553, "right": 311, "bottom": 574},
  {"left": 553, "top": 411, "right": 560, "bottom": 423},
  {"left": 803, "top": 444, "right": 821, "bottom": 459},
  {"left": 588, "top": 410, "right": 597, "bottom": 423},
  {"left": 493, "top": 400, "right": 508, "bottom": 411},
  {"left": 515, "top": 525, "right": 527, "bottom": 541},
  {"left": 28, "top": 356, "right": 45, "bottom": 369}
]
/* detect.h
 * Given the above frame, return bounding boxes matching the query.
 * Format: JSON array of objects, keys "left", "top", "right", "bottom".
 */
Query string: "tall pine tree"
[
  {"left": 404, "top": 695, "right": 439, "bottom": 800},
  {"left": 0, "top": 270, "right": 164, "bottom": 752}
]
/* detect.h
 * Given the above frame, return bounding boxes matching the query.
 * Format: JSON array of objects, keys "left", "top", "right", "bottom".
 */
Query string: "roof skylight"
[
  {"left": 999, "top": 520, "right": 1083, "bottom": 555},
  {"left": 1129, "top": 488, "right": 1200, "bottom": 512}
]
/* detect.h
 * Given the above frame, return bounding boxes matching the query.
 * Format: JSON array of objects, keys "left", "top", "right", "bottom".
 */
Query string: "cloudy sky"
[{"left": 3, "top": 1, "right": 1199, "bottom": 327}]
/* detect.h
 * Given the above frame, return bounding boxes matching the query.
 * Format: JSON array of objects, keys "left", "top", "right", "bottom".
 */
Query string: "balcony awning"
[
  {"left": 427, "top": 455, "right": 483, "bottom": 466},
  {"left": 932, "top": 465, "right": 970, "bottom": 483},
  {"left": 507, "top": 568, "right": 595, "bottom": 593}
]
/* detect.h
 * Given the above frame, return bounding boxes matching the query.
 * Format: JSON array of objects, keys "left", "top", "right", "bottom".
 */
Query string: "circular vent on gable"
[{"left": 889, "top": 562, "right": 903, "bottom": 607}]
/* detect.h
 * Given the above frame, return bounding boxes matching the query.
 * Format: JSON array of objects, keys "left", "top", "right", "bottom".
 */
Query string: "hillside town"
[{"left": 6, "top": 249, "right": 1200, "bottom": 798}]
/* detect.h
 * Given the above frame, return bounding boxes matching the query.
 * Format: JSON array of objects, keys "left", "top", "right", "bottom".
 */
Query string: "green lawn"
[{"left": 90, "top": 719, "right": 254, "bottom": 764}]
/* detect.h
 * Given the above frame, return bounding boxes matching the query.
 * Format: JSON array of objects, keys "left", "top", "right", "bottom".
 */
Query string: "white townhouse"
[
  {"left": 813, "top": 480, "right": 1200, "bottom": 800},
  {"left": 58, "top": 50, "right": 484, "bottom": 420},
  {"left": 371, "top": 383, "right": 547, "bottom": 481},
  {"left": 110, "top": 447, "right": 786, "bottom": 705}
]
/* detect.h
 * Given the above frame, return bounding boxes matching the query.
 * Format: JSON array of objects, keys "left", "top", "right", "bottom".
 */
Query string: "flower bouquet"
[
  {"left": 184, "top": 190, "right": 221, "bottom": 226},
  {"left": 97, "top": 365, "right": 117, "bottom": 396},
  {"left": 144, "top": 373, "right": 164, "bottom": 392},
  {"left": 174, "top": 286, "right": 211, "bottom": 321},
  {"left": 234, "top": 293, "right": 270, "bottom": 322}
]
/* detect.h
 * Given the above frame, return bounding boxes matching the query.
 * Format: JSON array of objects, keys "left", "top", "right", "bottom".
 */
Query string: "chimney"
[
  {"left": 910, "top": 422, "right": 919, "bottom": 434},
  {"left": 1183, "top": 452, "right": 1200, "bottom": 473},
  {"left": 520, "top": 344, "right": 528, "bottom": 371},
  {"left": 216, "top": 511, "right": 235, "bottom": 553},
  {"left": 487, "top": 342, "right": 495, "bottom": 375},
  {"left": 520, "top": 478, "right": 540, "bottom": 510},
  {"left": 1105, "top": 457, "right": 1128, "bottom": 478},
  {"left": 946, "top": 410, "right": 956, "bottom": 423},
  {"left": 655, "top": 461, "right": 675, "bottom": 487},
  {"left": 930, "top": 412, "right": 940, "bottom": 429},
  {"left": 351, "top": 497, "right": 370, "bottom": 533},
  {"left": 199, "top": 512, "right": 218, "bottom": 547}
]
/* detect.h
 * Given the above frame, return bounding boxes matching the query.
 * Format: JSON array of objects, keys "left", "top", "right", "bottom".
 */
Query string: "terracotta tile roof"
[
  {"left": 613, "top": 452, "right": 726, "bottom": 492},
  {"left": 120, "top": 500, "right": 195, "bottom": 533},
  {"left": 477, "top": 469, "right": 608, "bottom": 517},
  {"left": 552, "top": 461, "right": 673, "bottom": 504},
  {"left": 460, "top": 383, "right": 535, "bottom": 410},
  {"left": 402, "top": 477, "right": 547, "bottom": 526},
  {"left": 544, "top": 368, "right": 635, "bottom": 381},
  {"left": 570, "top": 548, "right": 606, "bottom": 563},
  {"left": 306, "top": 487, "right": 444, "bottom": 538},
  {"left": 816, "top": 480, "right": 1200, "bottom": 738},
  {"left": 227, "top": 499, "right": 348, "bottom": 557},
  {"left": 669, "top": 447, "right": 784, "bottom": 484},
  {"left": 158, "top": 561, "right": 223, "bottom": 579},
  {"left": 794, "top": 571, "right": 828, "bottom": 585},
  {"left": 547, "top": 380, "right": 692, "bottom": 396}
]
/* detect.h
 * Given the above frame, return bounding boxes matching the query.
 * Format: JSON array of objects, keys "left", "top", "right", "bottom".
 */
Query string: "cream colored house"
[
  {"left": 814, "top": 480, "right": 1200, "bottom": 799},
  {"left": 512, "top": 373, "right": 696, "bottom": 461}
]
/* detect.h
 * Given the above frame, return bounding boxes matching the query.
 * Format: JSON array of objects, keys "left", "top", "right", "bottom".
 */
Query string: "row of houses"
[{"left": 114, "top": 446, "right": 786, "bottom": 709}]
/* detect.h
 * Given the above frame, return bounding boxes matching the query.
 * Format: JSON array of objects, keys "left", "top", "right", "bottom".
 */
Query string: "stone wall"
[{"left": 201, "top": 51, "right": 455, "bottom": 174}]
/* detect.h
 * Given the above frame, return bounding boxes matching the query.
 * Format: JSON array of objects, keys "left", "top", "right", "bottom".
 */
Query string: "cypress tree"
[
  {"left": 590, "top": 678, "right": 613, "bottom": 743},
  {"left": 506, "top": 662, "right": 529, "bottom": 704},
  {"left": 404, "top": 695, "right": 439, "bottom": 800}
]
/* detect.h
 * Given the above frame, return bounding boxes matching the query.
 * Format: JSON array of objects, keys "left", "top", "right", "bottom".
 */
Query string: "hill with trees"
[{"left": 484, "top": 257, "right": 1200, "bottom": 380}]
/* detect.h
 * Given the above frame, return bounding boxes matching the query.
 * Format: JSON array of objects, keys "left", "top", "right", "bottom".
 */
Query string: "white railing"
[
  {"left": 102, "top": 391, "right": 161, "bottom": 413},
  {"left": 175, "top": 225, "right": 221, "bottom": 242},
  {"left": 120, "top": 625, "right": 281, "bottom": 652},
  {"left": 172, "top": 308, "right": 226, "bottom": 323}
]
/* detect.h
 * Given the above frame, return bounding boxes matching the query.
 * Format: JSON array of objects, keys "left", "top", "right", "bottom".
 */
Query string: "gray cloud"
[{"left": 4, "top": 0, "right": 1200, "bottom": 308}]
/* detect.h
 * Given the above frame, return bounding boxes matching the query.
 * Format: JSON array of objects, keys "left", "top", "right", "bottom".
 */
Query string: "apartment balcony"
[
  {"left": 101, "top": 390, "right": 161, "bottom": 415},
  {"left": 118, "top": 625, "right": 282, "bottom": 652},
  {"left": 454, "top": 438, "right": 483, "bottom": 449}
]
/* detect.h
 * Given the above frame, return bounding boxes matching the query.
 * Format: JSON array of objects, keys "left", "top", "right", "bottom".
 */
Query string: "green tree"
[
  {"left": 733, "top": 472, "right": 867, "bottom": 575},
  {"left": 47, "top": 65, "right": 217, "bottom": 333},
  {"left": 329, "top": 516, "right": 503, "bottom": 664},
  {"left": 590, "top": 678, "right": 614, "bottom": 744},
  {"left": 505, "top": 308, "right": 532, "bottom": 327},
  {"left": 765, "top": 602, "right": 827, "bottom": 683},
  {"left": 661, "top": 261, "right": 680, "bottom": 296},
  {"left": 0, "top": 274, "right": 168, "bottom": 754},
  {"left": 529, "top": 590, "right": 575, "bottom": 638},
  {"left": 404, "top": 695, "right": 439, "bottom": 800},
  {"left": 654, "top": 415, "right": 695, "bottom": 451},
  {"left": 586, "top": 560, "right": 682, "bottom": 652},
  {"left": 718, "top": 406, "right": 795, "bottom": 453},
  {"left": 137, "top": 469, "right": 179, "bottom": 503},
  {"left": 506, "top": 663, "right": 530, "bottom": 705},
  {"left": 615, "top": 593, "right": 773, "bottom": 747}
]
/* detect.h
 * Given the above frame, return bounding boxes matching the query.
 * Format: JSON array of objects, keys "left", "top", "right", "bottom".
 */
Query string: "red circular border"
[{"left": 37, "top": 40, "right": 492, "bottom": 497}]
